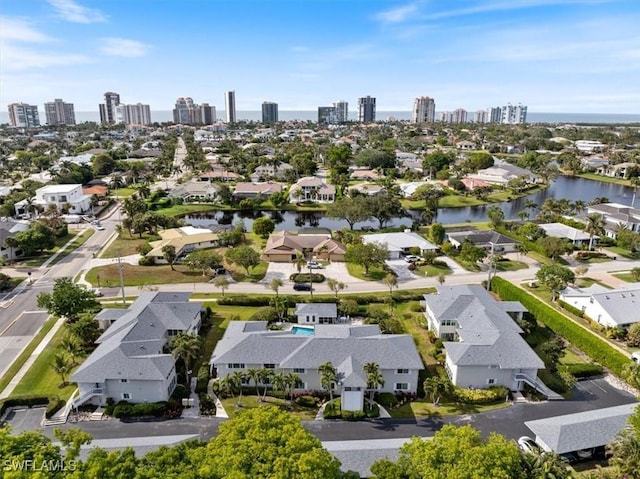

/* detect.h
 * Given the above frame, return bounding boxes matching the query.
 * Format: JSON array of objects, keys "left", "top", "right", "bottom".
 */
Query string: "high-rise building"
[
  {"left": 452, "top": 109, "right": 468, "bottom": 124},
  {"left": 172, "top": 97, "right": 215, "bottom": 125},
  {"left": 318, "top": 106, "right": 339, "bottom": 125},
  {"left": 357, "top": 96, "right": 376, "bottom": 123},
  {"left": 261, "top": 102, "right": 278, "bottom": 123},
  {"left": 99, "top": 92, "right": 120, "bottom": 124},
  {"left": 7, "top": 103, "right": 40, "bottom": 127},
  {"left": 474, "top": 110, "right": 488, "bottom": 124},
  {"left": 44, "top": 99, "right": 75, "bottom": 126},
  {"left": 501, "top": 103, "right": 527, "bottom": 124},
  {"left": 200, "top": 103, "right": 216, "bottom": 124},
  {"left": 225, "top": 91, "right": 236, "bottom": 123},
  {"left": 489, "top": 107, "right": 502, "bottom": 123},
  {"left": 411, "top": 96, "right": 436, "bottom": 123},
  {"left": 121, "top": 103, "right": 152, "bottom": 126},
  {"left": 333, "top": 100, "right": 348, "bottom": 123}
]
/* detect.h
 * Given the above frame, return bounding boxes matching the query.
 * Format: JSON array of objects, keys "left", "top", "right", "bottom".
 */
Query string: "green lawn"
[
  {"left": 226, "top": 261, "right": 268, "bottom": 283},
  {"left": 346, "top": 262, "right": 390, "bottom": 281},
  {"left": 577, "top": 172, "right": 631, "bottom": 186},
  {"left": 112, "top": 187, "right": 137, "bottom": 197},
  {"left": 154, "top": 204, "right": 218, "bottom": 217},
  {"left": 85, "top": 264, "right": 211, "bottom": 287},
  {"left": 12, "top": 233, "right": 77, "bottom": 268},
  {"left": 612, "top": 272, "right": 638, "bottom": 283},
  {"left": 415, "top": 263, "right": 452, "bottom": 277},
  {"left": 387, "top": 399, "right": 511, "bottom": 419},
  {"left": 394, "top": 302, "right": 438, "bottom": 366},
  {"left": 604, "top": 246, "right": 640, "bottom": 260},
  {"left": 0, "top": 316, "right": 57, "bottom": 394},
  {"left": 438, "top": 195, "right": 485, "bottom": 208},
  {"left": 219, "top": 394, "right": 318, "bottom": 420},
  {"left": 526, "top": 251, "right": 554, "bottom": 265},
  {"left": 49, "top": 229, "right": 95, "bottom": 266},
  {"left": 494, "top": 259, "right": 528, "bottom": 272},
  {"left": 576, "top": 277, "right": 611, "bottom": 288},
  {"left": 11, "top": 322, "right": 83, "bottom": 400},
  {"left": 101, "top": 232, "right": 160, "bottom": 258}
]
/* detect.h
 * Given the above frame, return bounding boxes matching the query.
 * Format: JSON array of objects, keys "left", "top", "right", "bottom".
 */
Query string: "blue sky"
[{"left": 1, "top": 0, "right": 639, "bottom": 113}]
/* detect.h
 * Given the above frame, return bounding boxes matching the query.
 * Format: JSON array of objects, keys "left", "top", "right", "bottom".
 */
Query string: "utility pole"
[
  {"left": 117, "top": 250, "right": 126, "bottom": 304},
  {"left": 486, "top": 242, "right": 495, "bottom": 291}
]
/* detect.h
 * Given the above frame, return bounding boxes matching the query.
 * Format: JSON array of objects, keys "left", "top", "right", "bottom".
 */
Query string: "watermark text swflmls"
[{"left": 3, "top": 459, "right": 77, "bottom": 472}]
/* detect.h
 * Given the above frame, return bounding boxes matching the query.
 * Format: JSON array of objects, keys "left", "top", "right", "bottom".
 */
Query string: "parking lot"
[{"left": 1, "top": 407, "right": 45, "bottom": 434}]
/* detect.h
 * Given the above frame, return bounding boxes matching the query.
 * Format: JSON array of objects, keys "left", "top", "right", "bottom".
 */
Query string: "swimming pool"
[{"left": 291, "top": 325, "right": 315, "bottom": 336}]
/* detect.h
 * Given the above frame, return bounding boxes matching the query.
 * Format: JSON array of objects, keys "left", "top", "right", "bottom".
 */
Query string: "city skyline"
[{"left": 1, "top": 0, "right": 639, "bottom": 114}]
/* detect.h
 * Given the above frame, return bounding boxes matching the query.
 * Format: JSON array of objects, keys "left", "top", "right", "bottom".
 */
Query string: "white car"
[
  {"left": 95, "top": 225, "right": 105, "bottom": 231},
  {"left": 632, "top": 351, "right": 640, "bottom": 363},
  {"left": 307, "top": 261, "right": 323, "bottom": 269},
  {"left": 404, "top": 255, "right": 421, "bottom": 263},
  {"left": 517, "top": 436, "right": 541, "bottom": 454}
]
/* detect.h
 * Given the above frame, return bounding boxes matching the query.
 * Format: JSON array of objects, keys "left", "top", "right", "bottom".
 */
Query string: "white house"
[
  {"left": 210, "top": 322, "right": 424, "bottom": 411},
  {"left": 168, "top": 180, "right": 219, "bottom": 201},
  {"left": 586, "top": 203, "right": 640, "bottom": 238},
  {"left": 289, "top": 177, "right": 336, "bottom": 203},
  {"left": 423, "top": 285, "right": 547, "bottom": 394},
  {"left": 15, "top": 184, "right": 92, "bottom": 216},
  {"left": 362, "top": 231, "right": 438, "bottom": 259},
  {"left": 147, "top": 226, "right": 219, "bottom": 263},
  {"left": 539, "top": 223, "right": 596, "bottom": 246},
  {"left": 466, "top": 160, "right": 536, "bottom": 186},
  {"left": 559, "top": 283, "right": 640, "bottom": 328},
  {"left": 71, "top": 292, "right": 203, "bottom": 407},
  {"left": 0, "top": 218, "right": 29, "bottom": 260},
  {"left": 295, "top": 303, "right": 339, "bottom": 324}
]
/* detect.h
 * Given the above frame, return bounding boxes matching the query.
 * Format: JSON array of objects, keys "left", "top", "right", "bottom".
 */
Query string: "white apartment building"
[
  {"left": 412, "top": 96, "right": 436, "bottom": 123},
  {"left": 15, "top": 184, "right": 92, "bottom": 216},
  {"left": 44, "top": 99, "right": 76, "bottom": 126}
]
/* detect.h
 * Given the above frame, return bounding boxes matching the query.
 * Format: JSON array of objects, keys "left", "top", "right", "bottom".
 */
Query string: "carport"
[{"left": 524, "top": 402, "right": 639, "bottom": 455}]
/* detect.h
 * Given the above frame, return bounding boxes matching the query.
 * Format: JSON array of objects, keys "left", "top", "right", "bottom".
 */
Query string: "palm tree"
[
  {"left": 522, "top": 451, "right": 572, "bottom": 479},
  {"left": 269, "top": 278, "right": 283, "bottom": 298},
  {"left": 214, "top": 276, "right": 230, "bottom": 297},
  {"left": 170, "top": 333, "right": 202, "bottom": 388},
  {"left": 383, "top": 273, "right": 398, "bottom": 312},
  {"left": 318, "top": 362, "right": 337, "bottom": 402},
  {"left": 572, "top": 200, "right": 586, "bottom": 215},
  {"left": 258, "top": 368, "right": 273, "bottom": 401},
  {"left": 363, "top": 362, "right": 385, "bottom": 410},
  {"left": 285, "top": 373, "right": 300, "bottom": 406},
  {"left": 326, "top": 278, "right": 346, "bottom": 301},
  {"left": 51, "top": 352, "right": 74, "bottom": 386},
  {"left": 59, "top": 335, "right": 82, "bottom": 366},
  {"left": 584, "top": 213, "right": 605, "bottom": 250},
  {"left": 246, "top": 368, "right": 261, "bottom": 397},
  {"left": 271, "top": 372, "right": 287, "bottom": 399},
  {"left": 293, "top": 252, "right": 306, "bottom": 274},
  {"left": 230, "top": 371, "right": 246, "bottom": 406}
]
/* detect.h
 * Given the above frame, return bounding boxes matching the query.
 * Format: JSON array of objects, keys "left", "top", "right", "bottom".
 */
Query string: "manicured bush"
[
  {"left": 196, "top": 365, "right": 210, "bottom": 394},
  {"left": 295, "top": 395, "right": 317, "bottom": 408},
  {"left": 375, "top": 392, "right": 398, "bottom": 408},
  {"left": 342, "top": 410, "right": 366, "bottom": 421},
  {"left": 564, "top": 363, "right": 604, "bottom": 378},
  {"left": 491, "top": 277, "right": 629, "bottom": 377},
  {"left": 289, "top": 273, "right": 325, "bottom": 283},
  {"left": 137, "top": 242, "right": 152, "bottom": 255},
  {"left": 112, "top": 401, "right": 167, "bottom": 419},
  {"left": 451, "top": 386, "right": 508, "bottom": 404},
  {"left": 138, "top": 255, "right": 155, "bottom": 266},
  {"left": 0, "top": 395, "right": 51, "bottom": 417},
  {"left": 558, "top": 300, "right": 584, "bottom": 318},
  {"left": 199, "top": 394, "right": 216, "bottom": 416},
  {"left": 172, "top": 384, "right": 191, "bottom": 400},
  {"left": 218, "top": 296, "right": 272, "bottom": 306},
  {"left": 364, "top": 403, "right": 380, "bottom": 418}
]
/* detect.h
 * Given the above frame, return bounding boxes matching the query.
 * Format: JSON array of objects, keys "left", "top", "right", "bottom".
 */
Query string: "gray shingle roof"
[
  {"left": 590, "top": 286, "right": 640, "bottom": 326},
  {"left": 295, "top": 303, "right": 337, "bottom": 318},
  {"left": 525, "top": 403, "right": 639, "bottom": 454},
  {"left": 424, "top": 285, "right": 544, "bottom": 369}
]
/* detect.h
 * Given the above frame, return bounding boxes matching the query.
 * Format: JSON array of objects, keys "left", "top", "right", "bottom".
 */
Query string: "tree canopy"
[{"left": 37, "top": 277, "right": 99, "bottom": 321}]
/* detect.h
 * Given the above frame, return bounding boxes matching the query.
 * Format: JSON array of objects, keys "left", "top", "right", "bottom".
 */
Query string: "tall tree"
[
  {"left": 382, "top": 273, "right": 398, "bottom": 311},
  {"left": 184, "top": 249, "right": 222, "bottom": 276},
  {"left": 318, "top": 362, "right": 337, "bottom": 402},
  {"left": 584, "top": 213, "right": 605, "bottom": 250},
  {"left": 37, "top": 277, "right": 99, "bottom": 321},
  {"left": 161, "top": 244, "right": 177, "bottom": 270},
  {"left": 345, "top": 242, "right": 389, "bottom": 276},
  {"left": 214, "top": 276, "right": 230, "bottom": 297},
  {"left": 326, "top": 196, "right": 371, "bottom": 230},
  {"left": 225, "top": 245, "right": 261, "bottom": 275},
  {"left": 327, "top": 278, "right": 346, "bottom": 300},
  {"left": 536, "top": 264, "right": 576, "bottom": 300},
  {"left": 364, "top": 362, "right": 385, "bottom": 410},
  {"left": 170, "top": 333, "right": 202, "bottom": 387}
]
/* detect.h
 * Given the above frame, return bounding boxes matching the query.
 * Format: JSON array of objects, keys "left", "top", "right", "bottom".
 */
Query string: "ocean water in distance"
[{"left": 1, "top": 111, "right": 639, "bottom": 125}]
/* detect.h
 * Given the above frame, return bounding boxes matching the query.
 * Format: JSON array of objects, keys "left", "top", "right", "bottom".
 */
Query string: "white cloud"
[
  {"left": 374, "top": 2, "right": 421, "bottom": 23},
  {"left": 47, "top": 0, "right": 107, "bottom": 23},
  {"left": 99, "top": 38, "right": 151, "bottom": 57},
  {"left": 0, "top": 16, "right": 54, "bottom": 43}
]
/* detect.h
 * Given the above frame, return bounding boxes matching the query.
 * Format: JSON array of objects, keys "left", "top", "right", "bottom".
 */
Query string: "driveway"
[
  {"left": 385, "top": 259, "right": 418, "bottom": 282},
  {"left": 261, "top": 261, "right": 365, "bottom": 287},
  {"left": 1, "top": 407, "right": 45, "bottom": 434},
  {"left": 437, "top": 256, "right": 466, "bottom": 275}
]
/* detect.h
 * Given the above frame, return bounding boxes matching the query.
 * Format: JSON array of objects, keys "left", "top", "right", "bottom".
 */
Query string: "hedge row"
[
  {"left": 557, "top": 300, "right": 584, "bottom": 319},
  {"left": 112, "top": 401, "right": 167, "bottom": 419},
  {"left": 0, "top": 395, "right": 61, "bottom": 419},
  {"left": 491, "top": 277, "right": 629, "bottom": 377},
  {"left": 451, "top": 386, "right": 508, "bottom": 404},
  {"left": 289, "top": 273, "right": 325, "bottom": 283},
  {"left": 217, "top": 292, "right": 429, "bottom": 307},
  {"left": 564, "top": 363, "right": 604, "bottom": 378}
]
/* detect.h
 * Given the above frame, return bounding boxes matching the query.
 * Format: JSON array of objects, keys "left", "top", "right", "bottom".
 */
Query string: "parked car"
[
  {"left": 95, "top": 225, "right": 105, "bottom": 231},
  {"left": 517, "top": 436, "right": 541, "bottom": 454},
  {"left": 632, "top": 352, "right": 640, "bottom": 363},
  {"left": 404, "top": 255, "right": 421, "bottom": 263},
  {"left": 214, "top": 267, "right": 227, "bottom": 276},
  {"left": 293, "top": 283, "right": 312, "bottom": 291},
  {"left": 307, "top": 261, "right": 323, "bottom": 269},
  {"left": 92, "top": 288, "right": 103, "bottom": 297}
]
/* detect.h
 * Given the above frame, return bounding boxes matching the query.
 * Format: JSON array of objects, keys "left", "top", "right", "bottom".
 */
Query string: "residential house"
[
  {"left": 596, "top": 162, "right": 636, "bottom": 178},
  {"left": 466, "top": 160, "right": 536, "bottom": 186},
  {"left": 262, "top": 231, "right": 346, "bottom": 262},
  {"left": 168, "top": 180, "right": 219, "bottom": 201},
  {"left": 395, "top": 152, "right": 423, "bottom": 175},
  {"left": 296, "top": 303, "right": 339, "bottom": 324},
  {"left": 15, "top": 184, "right": 92, "bottom": 216},
  {"left": 423, "top": 285, "right": 546, "bottom": 393},
  {"left": 361, "top": 231, "right": 438, "bottom": 259},
  {"left": 0, "top": 218, "right": 29, "bottom": 260},
  {"left": 148, "top": 226, "right": 219, "bottom": 263},
  {"left": 559, "top": 283, "right": 640, "bottom": 328},
  {"left": 460, "top": 178, "right": 492, "bottom": 191},
  {"left": 251, "top": 162, "right": 293, "bottom": 181},
  {"left": 210, "top": 321, "right": 424, "bottom": 411},
  {"left": 539, "top": 223, "right": 596, "bottom": 246},
  {"left": 71, "top": 292, "right": 202, "bottom": 407},
  {"left": 350, "top": 169, "right": 380, "bottom": 181},
  {"left": 348, "top": 183, "right": 385, "bottom": 196},
  {"left": 586, "top": 203, "right": 640, "bottom": 238},
  {"left": 289, "top": 177, "right": 336, "bottom": 203},
  {"left": 233, "top": 182, "right": 283, "bottom": 199},
  {"left": 456, "top": 140, "right": 476, "bottom": 150},
  {"left": 581, "top": 156, "right": 609, "bottom": 170},
  {"left": 446, "top": 231, "right": 519, "bottom": 253},
  {"left": 525, "top": 403, "right": 639, "bottom": 455},
  {"left": 199, "top": 169, "right": 241, "bottom": 182},
  {"left": 575, "top": 140, "right": 605, "bottom": 153}
]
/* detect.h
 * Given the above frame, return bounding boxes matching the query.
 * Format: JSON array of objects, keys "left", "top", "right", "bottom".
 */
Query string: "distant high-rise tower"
[
  {"left": 501, "top": 103, "right": 527, "bottom": 124},
  {"left": 7, "top": 103, "right": 40, "bottom": 127},
  {"left": 452, "top": 109, "right": 468, "bottom": 124},
  {"left": 357, "top": 96, "right": 376, "bottom": 123},
  {"left": 412, "top": 96, "right": 436, "bottom": 123},
  {"left": 200, "top": 103, "right": 216, "bottom": 124},
  {"left": 261, "top": 102, "right": 278, "bottom": 123},
  {"left": 474, "top": 110, "right": 488, "bottom": 124},
  {"left": 225, "top": 91, "right": 236, "bottom": 123},
  {"left": 318, "top": 106, "right": 338, "bottom": 125},
  {"left": 44, "top": 99, "right": 75, "bottom": 126},
  {"left": 333, "top": 100, "right": 348, "bottom": 123},
  {"left": 173, "top": 97, "right": 215, "bottom": 125},
  {"left": 488, "top": 107, "right": 502, "bottom": 123},
  {"left": 99, "top": 92, "right": 120, "bottom": 124}
]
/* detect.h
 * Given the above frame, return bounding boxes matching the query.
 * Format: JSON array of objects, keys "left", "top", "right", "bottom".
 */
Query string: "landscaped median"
[{"left": 491, "top": 277, "right": 630, "bottom": 377}]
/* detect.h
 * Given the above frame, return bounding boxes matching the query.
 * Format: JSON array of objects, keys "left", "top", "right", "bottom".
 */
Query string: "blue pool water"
[{"left": 291, "top": 326, "right": 315, "bottom": 336}]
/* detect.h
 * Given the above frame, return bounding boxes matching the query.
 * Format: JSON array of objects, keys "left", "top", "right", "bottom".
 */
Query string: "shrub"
[
  {"left": 248, "top": 307, "right": 279, "bottom": 322},
  {"left": 137, "top": 242, "right": 152, "bottom": 255},
  {"left": 295, "top": 395, "right": 317, "bottom": 408},
  {"left": 409, "top": 303, "right": 423, "bottom": 312},
  {"left": 218, "top": 296, "right": 272, "bottom": 306},
  {"left": 138, "top": 255, "right": 155, "bottom": 266},
  {"left": 491, "top": 277, "right": 629, "bottom": 377},
  {"left": 375, "top": 392, "right": 398, "bottom": 408},
  {"left": 342, "top": 410, "right": 366, "bottom": 421},
  {"left": 45, "top": 397, "right": 65, "bottom": 419},
  {"left": 289, "top": 273, "right": 325, "bottom": 283},
  {"left": 196, "top": 366, "right": 210, "bottom": 394},
  {"left": 557, "top": 300, "right": 584, "bottom": 318},
  {"left": 172, "top": 384, "right": 191, "bottom": 400},
  {"left": 451, "top": 386, "right": 508, "bottom": 404},
  {"left": 199, "top": 394, "right": 216, "bottom": 416},
  {"left": 564, "top": 363, "right": 604, "bottom": 378},
  {"left": 113, "top": 401, "right": 167, "bottom": 419}
]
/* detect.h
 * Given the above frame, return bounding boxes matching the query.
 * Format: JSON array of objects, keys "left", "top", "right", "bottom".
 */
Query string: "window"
[
  {"left": 396, "top": 369, "right": 409, "bottom": 374},
  {"left": 487, "top": 378, "right": 496, "bottom": 385},
  {"left": 263, "top": 364, "right": 276, "bottom": 369},
  {"left": 293, "top": 368, "right": 305, "bottom": 374},
  {"left": 122, "top": 393, "right": 131, "bottom": 400},
  {"left": 228, "top": 363, "right": 245, "bottom": 369},
  {"left": 395, "top": 383, "right": 409, "bottom": 391},
  {"left": 120, "top": 379, "right": 128, "bottom": 383},
  {"left": 489, "top": 365, "right": 499, "bottom": 369}
]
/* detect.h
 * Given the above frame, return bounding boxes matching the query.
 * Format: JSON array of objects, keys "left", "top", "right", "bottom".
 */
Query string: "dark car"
[
  {"left": 293, "top": 283, "right": 312, "bottom": 291},
  {"left": 214, "top": 267, "right": 227, "bottom": 276}
]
